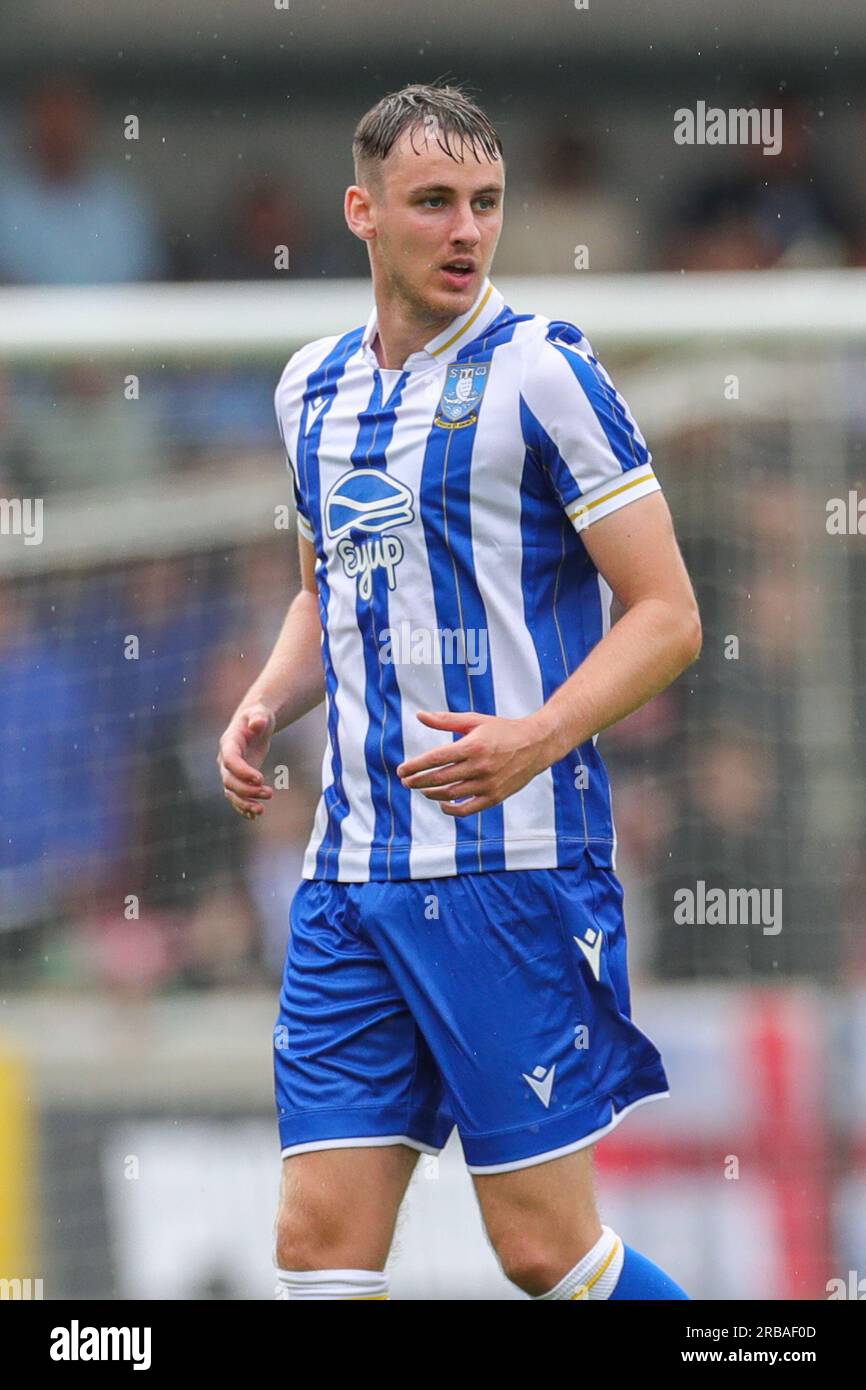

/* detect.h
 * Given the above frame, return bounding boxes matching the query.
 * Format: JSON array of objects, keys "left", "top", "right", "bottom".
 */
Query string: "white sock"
[
  {"left": 534, "top": 1225, "right": 624, "bottom": 1300},
  {"left": 274, "top": 1268, "right": 390, "bottom": 1300}
]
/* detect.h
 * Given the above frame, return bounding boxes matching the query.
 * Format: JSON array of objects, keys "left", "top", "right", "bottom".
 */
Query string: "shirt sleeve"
[
  {"left": 274, "top": 367, "right": 315, "bottom": 543},
  {"left": 520, "top": 322, "right": 660, "bottom": 534}
]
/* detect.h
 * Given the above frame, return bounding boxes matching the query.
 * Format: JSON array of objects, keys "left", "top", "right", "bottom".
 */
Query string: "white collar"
[{"left": 360, "top": 277, "right": 504, "bottom": 372}]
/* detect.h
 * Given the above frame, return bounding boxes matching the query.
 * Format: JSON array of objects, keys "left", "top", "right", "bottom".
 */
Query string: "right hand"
[{"left": 217, "top": 702, "right": 277, "bottom": 820}]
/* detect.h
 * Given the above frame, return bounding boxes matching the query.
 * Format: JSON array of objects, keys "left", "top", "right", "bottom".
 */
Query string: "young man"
[{"left": 218, "top": 82, "right": 700, "bottom": 1301}]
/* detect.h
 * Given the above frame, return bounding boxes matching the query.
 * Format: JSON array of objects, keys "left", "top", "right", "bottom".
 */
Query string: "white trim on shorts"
[
  {"left": 463, "top": 1089, "right": 671, "bottom": 1175},
  {"left": 280, "top": 1134, "right": 442, "bottom": 1161}
]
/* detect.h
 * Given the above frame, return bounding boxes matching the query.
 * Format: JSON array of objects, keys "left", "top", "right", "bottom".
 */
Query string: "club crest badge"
[{"left": 433, "top": 362, "right": 490, "bottom": 429}]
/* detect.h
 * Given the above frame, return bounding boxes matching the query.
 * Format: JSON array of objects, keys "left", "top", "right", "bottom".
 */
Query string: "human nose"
[{"left": 449, "top": 201, "right": 481, "bottom": 248}]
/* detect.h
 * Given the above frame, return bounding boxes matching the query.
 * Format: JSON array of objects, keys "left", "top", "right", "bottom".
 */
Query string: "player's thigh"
[
  {"left": 275, "top": 878, "right": 450, "bottom": 1163},
  {"left": 359, "top": 865, "right": 665, "bottom": 1178},
  {"left": 276, "top": 1143, "right": 421, "bottom": 1270},
  {"left": 467, "top": 1139, "right": 603, "bottom": 1262}
]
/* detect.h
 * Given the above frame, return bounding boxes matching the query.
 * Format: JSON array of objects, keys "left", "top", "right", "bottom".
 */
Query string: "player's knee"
[
  {"left": 275, "top": 1197, "right": 348, "bottom": 1271},
  {"left": 492, "top": 1234, "right": 563, "bottom": 1297},
  {"left": 274, "top": 1211, "right": 313, "bottom": 1271}
]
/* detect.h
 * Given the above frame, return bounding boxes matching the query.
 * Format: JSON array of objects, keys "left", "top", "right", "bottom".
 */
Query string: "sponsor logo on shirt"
[{"left": 325, "top": 469, "right": 415, "bottom": 600}]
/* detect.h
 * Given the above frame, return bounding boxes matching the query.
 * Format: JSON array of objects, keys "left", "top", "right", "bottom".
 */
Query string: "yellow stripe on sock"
[{"left": 570, "top": 1238, "right": 622, "bottom": 1299}]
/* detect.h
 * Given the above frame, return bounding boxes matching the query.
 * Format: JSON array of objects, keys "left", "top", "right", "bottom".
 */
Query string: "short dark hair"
[{"left": 352, "top": 81, "right": 504, "bottom": 191}]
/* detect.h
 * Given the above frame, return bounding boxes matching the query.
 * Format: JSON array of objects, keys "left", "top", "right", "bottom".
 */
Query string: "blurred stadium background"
[{"left": 0, "top": 0, "right": 865, "bottom": 1300}]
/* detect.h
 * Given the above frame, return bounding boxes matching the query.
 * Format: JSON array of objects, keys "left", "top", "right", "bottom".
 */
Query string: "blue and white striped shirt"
[{"left": 275, "top": 278, "right": 659, "bottom": 881}]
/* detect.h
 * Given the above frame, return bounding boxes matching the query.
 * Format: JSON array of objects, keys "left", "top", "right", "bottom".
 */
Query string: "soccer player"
[{"left": 217, "top": 82, "right": 701, "bottom": 1301}]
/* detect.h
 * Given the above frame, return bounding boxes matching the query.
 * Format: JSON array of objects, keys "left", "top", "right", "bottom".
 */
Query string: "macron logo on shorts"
[
  {"left": 574, "top": 926, "right": 603, "bottom": 981},
  {"left": 522, "top": 1063, "right": 556, "bottom": 1108}
]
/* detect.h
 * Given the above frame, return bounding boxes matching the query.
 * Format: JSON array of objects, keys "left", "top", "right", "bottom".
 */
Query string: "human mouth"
[{"left": 439, "top": 260, "right": 476, "bottom": 289}]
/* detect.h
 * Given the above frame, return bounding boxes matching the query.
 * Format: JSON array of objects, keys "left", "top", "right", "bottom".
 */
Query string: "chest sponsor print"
[{"left": 325, "top": 468, "right": 415, "bottom": 600}]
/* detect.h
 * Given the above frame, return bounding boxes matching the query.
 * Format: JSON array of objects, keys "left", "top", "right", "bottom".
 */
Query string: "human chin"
[{"left": 426, "top": 262, "right": 480, "bottom": 305}]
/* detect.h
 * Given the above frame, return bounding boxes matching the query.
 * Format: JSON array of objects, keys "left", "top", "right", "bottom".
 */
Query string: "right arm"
[{"left": 217, "top": 533, "right": 324, "bottom": 820}]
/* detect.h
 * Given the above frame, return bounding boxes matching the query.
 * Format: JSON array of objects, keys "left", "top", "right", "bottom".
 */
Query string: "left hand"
[{"left": 396, "top": 709, "right": 553, "bottom": 817}]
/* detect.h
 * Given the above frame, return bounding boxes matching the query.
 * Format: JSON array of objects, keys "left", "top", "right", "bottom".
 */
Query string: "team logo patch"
[
  {"left": 324, "top": 468, "right": 415, "bottom": 602},
  {"left": 433, "top": 362, "right": 490, "bottom": 429}
]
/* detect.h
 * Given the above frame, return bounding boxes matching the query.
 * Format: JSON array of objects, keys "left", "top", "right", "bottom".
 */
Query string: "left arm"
[{"left": 396, "top": 491, "right": 701, "bottom": 816}]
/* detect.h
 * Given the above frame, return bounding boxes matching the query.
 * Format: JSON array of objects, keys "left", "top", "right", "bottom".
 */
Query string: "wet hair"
[{"left": 352, "top": 80, "right": 504, "bottom": 192}]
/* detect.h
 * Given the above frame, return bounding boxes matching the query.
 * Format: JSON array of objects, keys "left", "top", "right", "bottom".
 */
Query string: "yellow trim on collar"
[{"left": 430, "top": 283, "right": 494, "bottom": 356}]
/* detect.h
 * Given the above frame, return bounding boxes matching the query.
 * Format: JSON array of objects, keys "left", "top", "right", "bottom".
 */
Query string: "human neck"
[{"left": 370, "top": 275, "right": 460, "bottom": 370}]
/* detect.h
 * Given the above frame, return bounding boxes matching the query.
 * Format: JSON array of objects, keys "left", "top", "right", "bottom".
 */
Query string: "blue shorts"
[{"left": 273, "top": 862, "right": 669, "bottom": 1173}]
